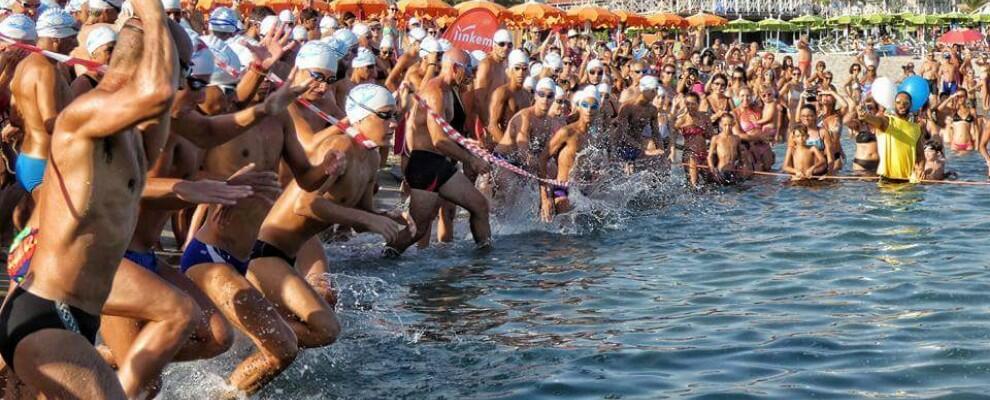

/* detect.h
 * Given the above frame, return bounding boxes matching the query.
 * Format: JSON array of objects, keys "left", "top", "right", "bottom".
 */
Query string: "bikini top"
[
  {"left": 855, "top": 130, "right": 877, "bottom": 143},
  {"left": 805, "top": 137, "right": 825, "bottom": 150},
  {"left": 682, "top": 126, "right": 705, "bottom": 138},
  {"left": 952, "top": 113, "right": 975, "bottom": 123}
]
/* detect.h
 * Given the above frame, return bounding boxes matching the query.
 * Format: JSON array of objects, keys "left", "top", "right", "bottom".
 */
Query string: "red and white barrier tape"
[
  {"left": 264, "top": 73, "right": 378, "bottom": 150},
  {"left": 401, "top": 82, "right": 570, "bottom": 188},
  {"left": 0, "top": 33, "right": 107, "bottom": 73}
]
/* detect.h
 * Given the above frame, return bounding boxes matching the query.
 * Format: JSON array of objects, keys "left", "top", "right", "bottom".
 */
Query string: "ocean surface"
[{"left": 160, "top": 138, "right": 990, "bottom": 399}]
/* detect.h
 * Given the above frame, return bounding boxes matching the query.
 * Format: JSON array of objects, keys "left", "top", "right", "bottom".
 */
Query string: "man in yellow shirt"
[{"left": 859, "top": 92, "right": 925, "bottom": 183}]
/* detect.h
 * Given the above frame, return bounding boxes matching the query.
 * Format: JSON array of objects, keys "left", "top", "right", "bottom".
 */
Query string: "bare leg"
[
  {"left": 389, "top": 189, "right": 441, "bottom": 254},
  {"left": 13, "top": 329, "right": 126, "bottom": 399},
  {"left": 438, "top": 173, "right": 490, "bottom": 247},
  {"left": 100, "top": 259, "right": 198, "bottom": 399},
  {"left": 436, "top": 200, "right": 456, "bottom": 243},
  {"left": 186, "top": 263, "right": 298, "bottom": 395},
  {"left": 246, "top": 257, "right": 340, "bottom": 348},
  {"left": 158, "top": 266, "right": 234, "bottom": 361},
  {"left": 295, "top": 237, "right": 336, "bottom": 307}
]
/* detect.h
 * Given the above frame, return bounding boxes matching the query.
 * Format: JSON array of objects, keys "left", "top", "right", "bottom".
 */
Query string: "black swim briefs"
[
  {"left": 250, "top": 240, "right": 297, "bottom": 267},
  {"left": 405, "top": 150, "right": 458, "bottom": 192},
  {"left": 0, "top": 286, "right": 101, "bottom": 371}
]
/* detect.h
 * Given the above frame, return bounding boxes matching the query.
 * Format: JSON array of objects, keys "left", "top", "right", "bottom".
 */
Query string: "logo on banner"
[{"left": 441, "top": 8, "right": 499, "bottom": 53}]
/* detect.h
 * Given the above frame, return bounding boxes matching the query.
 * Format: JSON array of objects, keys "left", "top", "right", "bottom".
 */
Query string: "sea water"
[{"left": 160, "top": 137, "right": 990, "bottom": 399}]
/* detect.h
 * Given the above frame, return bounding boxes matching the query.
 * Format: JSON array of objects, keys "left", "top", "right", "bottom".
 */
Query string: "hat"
[
  {"left": 87, "top": 0, "right": 121, "bottom": 11},
  {"left": 36, "top": 8, "right": 76, "bottom": 39},
  {"left": 208, "top": 7, "right": 239, "bottom": 33},
  {"left": 596, "top": 83, "right": 609, "bottom": 95},
  {"left": 419, "top": 36, "right": 440, "bottom": 57},
  {"left": 543, "top": 53, "right": 562, "bottom": 70},
  {"left": 322, "top": 37, "right": 348, "bottom": 58},
  {"left": 507, "top": 49, "right": 528, "bottom": 67},
  {"left": 259, "top": 15, "right": 279, "bottom": 36},
  {"left": 345, "top": 83, "right": 395, "bottom": 123},
  {"left": 333, "top": 28, "right": 358, "bottom": 49},
  {"left": 226, "top": 39, "right": 256, "bottom": 68},
  {"left": 351, "top": 47, "right": 375, "bottom": 68},
  {"left": 319, "top": 15, "right": 337, "bottom": 32},
  {"left": 493, "top": 29, "right": 511, "bottom": 44},
  {"left": 572, "top": 86, "right": 599, "bottom": 104},
  {"left": 438, "top": 38, "right": 452, "bottom": 52},
  {"left": 408, "top": 27, "right": 426, "bottom": 41},
  {"left": 85, "top": 25, "right": 115, "bottom": 55},
  {"left": 295, "top": 40, "right": 339, "bottom": 72},
  {"left": 161, "top": 0, "right": 179, "bottom": 11},
  {"left": 639, "top": 75, "right": 658, "bottom": 92},
  {"left": 351, "top": 22, "right": 368, "bottom": 37},
  {"left": 523, "top": 76, "right": 535, "bottom": 91},
  {"left": 190, "top": 39, "right": 215, "bottom": 76},
  {"left": 535, "top": 77, "right": 555, "bottom": 93},
  {"left": 291, "top": 25, "right": 307, "bottom": 41},
  {"left": 529, "top": 62, "right": 542, "bottom": 77},
  {"left": 380, "top": 34, "right": 394, "bottom": 49},
  {"left": 408, "top": 17, "right": 420, "bottom": 26},
  {"left": 278, "top": 9, "right": 295, "bottom": 24},
  {"left": 554, "top": 85, "right": 565, "bottom": 99},
  {"left": 64, "top": 0, "right": 86, "bottom": 12},
  {"left": 0, "top": 14, "right": 36, "bottom": 41},
  {"left": 586, "top": 59, "right": 603, "bottom": 72},
  {"left": 567, "top": 29, "right": 578, "bottom": 38},
  {"left": 470, "top": 50, "right": 486, "bottom": 66}
]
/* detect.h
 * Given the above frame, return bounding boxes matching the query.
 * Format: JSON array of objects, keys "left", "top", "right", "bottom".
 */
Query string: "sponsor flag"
[{"left": 441, "top": 8, "right": 499, "bottom": 53}]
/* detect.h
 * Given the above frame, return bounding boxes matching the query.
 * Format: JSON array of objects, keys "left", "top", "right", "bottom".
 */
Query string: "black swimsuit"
[{"left": 0, "top": 286, "right": 101, "bottom": 371}]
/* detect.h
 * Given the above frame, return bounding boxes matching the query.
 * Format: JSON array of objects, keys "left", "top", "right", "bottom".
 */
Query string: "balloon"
[
  {"left": 871, "top": 77, "right": 896, "bottom": 110},
  {"left": 897, "top": 76, "right": 930, "bottom": 113}
]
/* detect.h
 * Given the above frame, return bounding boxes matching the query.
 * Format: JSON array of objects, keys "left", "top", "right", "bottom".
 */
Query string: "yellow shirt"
[{"left": 878, "top": 116, "right": 922, "bottom": 181}]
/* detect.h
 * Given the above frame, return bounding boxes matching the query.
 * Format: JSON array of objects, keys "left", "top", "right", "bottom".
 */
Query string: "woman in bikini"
[
  {"left": 935, "top": 90, "right": 979, "bottom": 152},
  {"left": 843, "top": 63, "right": 863, "bottom": 99},
  {"left": 734, "top": 86, "right": 774, "bottom": 171},
  {"left": 817, "top": 90, "right": 853, "bottom": 174},
  {"left": 674, "top": 92, "right": 711, "bottom": 187},
  {"left": 847, "top": 96, "right": 881, "bottom": 175},
  {"left": 701, "top": 73, "right": 732, "bottom": 125}
]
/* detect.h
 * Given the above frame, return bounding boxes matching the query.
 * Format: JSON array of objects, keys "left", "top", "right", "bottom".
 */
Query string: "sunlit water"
[{"left": 160, "top": 138, "right": 990, "bottom": 399}]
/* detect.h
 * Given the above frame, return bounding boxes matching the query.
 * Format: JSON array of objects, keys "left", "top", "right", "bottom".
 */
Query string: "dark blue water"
[{"left": 161, "top": 141, "right": 990, "bottom": 399}]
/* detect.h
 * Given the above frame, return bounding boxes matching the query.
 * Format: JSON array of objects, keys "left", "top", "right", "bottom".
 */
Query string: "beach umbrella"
[
  {"left": 827, "top": 15, "right": 862, "bottom": 26},
  {"left": 938, "top": 11, "right": 970, "bottom": 22},
  {"left": 863, "top": 14, "right": 892, "bottom": 26},
  {"left": 938, "top": 28, "right": 984, "bottom": 43},
  {"left": 757, "top": 18, "right": 796, "bottom": 31},
  {"left": 648, "top": 12, "right": 687, "bottom": 28},
  {"left": 453, "top": 0, "right": 506, "bottom": 18},
  {"left": 508, "top": 1, "right": 564, "bottom": 24},
  {"left": 332, "top": 0, "right": 389, "bottom": 17},
  {"left": 790, "top": 15, "right": 824, "bottom": 25},
  {"left": 613, "top": 10, "right": 649, "bottom": 28},
  {"left": 566, "top": 6, "right": 620, "bottom": 28},
  {"left": 972, "top": 13, "right": 990, "bottom": 23},
  {"left": 397, "top": 0, "right": 457, "bottom": 19},
  {"left": 686, "top": 12, "right": 727, "bottom": 27},
  {"left": 721, "top": 17, "right": 756, "bottom": 42}
]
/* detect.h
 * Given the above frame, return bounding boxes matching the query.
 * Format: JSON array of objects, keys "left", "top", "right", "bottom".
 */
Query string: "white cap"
[
  {"left": 567, "top": 29, "right": 578, "bottom": 38},
  {"left": 278, "top": 9, "right": 295, "bottom": 23},
  {"left": 85, "top": 25, "right": 115, "bottom": 55},
  {"left": 346, "top": 83, "right": 396, "bottom": 123},
  {"left": 493, "top": 29, "right": 511, "bottom": 44},
  {"left": 87, "top": 0, "right": 121, "bottom": 11},
  {"left": 507, "top": 49, "right": 528, "bottom": 67},
  {"left": 408, "top": 17, "right": 420, "bottom": 26},
  {"left": 291, "top": 25, "right": 307, "bottom": 41},
  {"left": 554, "top": 85, "right": 565, "bottom": 99},
  {"left": 523, "top": 76, "right": 535, "bottom": 91},
  {"left": 190, "top": 43, "right": 215, "bottom": 76},
  {"left": 36, "top": 8, "right": 76, "bottom": 38},
  {"left": 438, "top": 38, "right": 452, "bottom": 52},
  {"left": 322, "top": 37, "right": 348, "bottom": 58},
  {"left": 319, "top": 15, "right": 337, "bottom": 31},
  {"left": 586, "top": 59, "right": 603, "bottom": 72},
  {"left": 295, "top": 40, "right": 339, "bottom": 73},
  {"left": 596, "top": 83, "right": 609, "bottom": 95},
  {"left": 0, "top": 14, "right": 36, "bottom": 41},
  {"left": 64, "top": 0, "right": 86, "bottom": 12},
  {"left": 408, "top": 27, "right": 426, "bottom": 41},
  {"left": 161, "top": 0, "right": 179, "bottom": 11},
  {"left": 528, "top": 62, "right": 542, "bottom": 77},
  {"left": 470, "top": 50, "right": 486, "bottom": 66},
  {"left": 259, "top": 15, "right": 279, "bottom": 36},
  {"left": 573, "top": 85, "right": 599, "bottom": 104},
  {"left": 351, "top": 47, "right": 375, "bottom": 68},
  {"left": 639, "top": 75, "right": 659, "bottom": 91},
  {"left": 352, "top": 22, "right": 368, "bottom": 37},
  {"left": 419, "top": 36, "right": 440, "bottom": 56},
  {"left": 536, "top": 77, "right": 556, "bottom": 93},
  {"left": 202, "top": 35, "right": 241, "bottom": 85},
  {"left": 380, "top": 34, "right": 394, "bottom": 49},
  {"left": 543, "top": 53, "right": 562, "bottom": 70},
  {"left": 226, "top": 39, "right": 256, "bottom": 68},
  {"left": 208, "top": 7, "right": 239, "bottom": 33},
  {"left": 333, "top": 28, "right": 358, "bottom": 49}
]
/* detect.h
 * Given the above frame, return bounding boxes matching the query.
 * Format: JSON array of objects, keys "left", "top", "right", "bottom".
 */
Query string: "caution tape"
[
  {"left": 263, "top": 73, "right": 379, "bottom": 150},
  {"left": 0, "top": 33, "right": 106, "bottom": 73}
]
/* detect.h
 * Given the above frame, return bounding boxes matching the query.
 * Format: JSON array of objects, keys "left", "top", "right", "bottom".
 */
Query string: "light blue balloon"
[{"left": 897, "top": 76, "right": 929, "bottom": 113}]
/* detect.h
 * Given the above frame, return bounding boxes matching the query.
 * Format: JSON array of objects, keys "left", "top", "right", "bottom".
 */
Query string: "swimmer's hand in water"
[
  {"left": 366, "top": 214, "right": 403, "bottom": 243},
  {"left": 174, "top": 179, "right": 253, "bottom": 206}
]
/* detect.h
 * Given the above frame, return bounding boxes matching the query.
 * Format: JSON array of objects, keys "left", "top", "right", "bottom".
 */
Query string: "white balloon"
[{"left": 871, "top": 77, "right": 896, "bottom": 110}]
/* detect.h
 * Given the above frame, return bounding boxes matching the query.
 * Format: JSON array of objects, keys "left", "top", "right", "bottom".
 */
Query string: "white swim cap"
[
  {"left": 470, "top": 50, "right": 486, "bottom": 66},
  {"left": 380, "top": 34, "right": 394, "bottom": 49},
  {"left": 523, "top": 76, "right": 535, "bottom": 91},
  {"left": 64, "top": 0, "right": 86, "bottom": 12},
  {"left": 507, "top": 49, "right": 528, "bottom": 67},
  {"left": 321, "top": 37, "right": 348, "bottom": 58},
  {"left": 295, "top": 40, "right": 339, "bottom": 73},
  {"left": 493, "top": 28, "right": 511, "bottom": 44},
  {"left": 190, "top": 44, "right": 215, "bottom": 76},
  {"left": 639, "top": 75, "right": 659, "bottom": 92},
  {"left": 0, "top": 14, "right": 36, "bottom": 41},
  {"left": 529, "top": 62, "right": 542, "bottom": 78},
  {"left": 573, "top": 85, "right": 599, "bottom": 104},
  {"left": 351, "top": 22, "right": 368, "bottom": 37},
  {"left": 586, "top": 59, "right": 603, "bottom": 72},
  {"left": 351, "top": 47, "right": 375, "bottom": 68},
  {"left": 278, "top": 9, "right": 295, "bottom": 24},
  {"left": 85, "top": 25, "right": 115, "bottom": 55},
  {"left": 36, "top": 8, "right": 76, "bottom": 38},
  {"left": 333, "top": 28, "right": 357, "bottom": 49},
  {"left": 258, "top": 15, "right": 279, "bottom": 36},
  {"left": 345, "top": 83, "right": 395, "bottom": 123},
  {"left": 408, "top": 27, "right": 426, "bottom": 41},
  {"left": 543, "top": 53, "right": 562, "bottom": 70},
  {"left": 438, "top": 38, "right": 452, "bottom": 52},
  {"left": 554, "top": 85, "right": 565, "bottom": 99},
  {"left": 226, "top": 39, "right": 256, "bottom": 68},
  {"left": 536, "top": 77, "right": 556, "bottom": 93},
  {"left": 202, "top": 35, "right": 241, "bottom": 85},
  {"left": 567, "top": 29, "right": 578, "bottom": 38},
  {"left": 87, "top": 0, "right": 121, "bottom": 11},
  {"left": 596, "top": 83, "right": 609, "bottom": 95},
  {"left": 160, "top": 0, "right": 179, "bottom": 11},
  {"left": 408, "top": 17, "right": 420, "bottom": 26},
  {"left": 319, "top": 15, "right": 337, "bottom": 31},
  {"left": 291, "top": 25, "right": 307, "bottom": 41},
  {"left": 208, "top": 7, "right": 239, "bottom": 33},
  {"left": 419, "top": 36, "right": 440, "bottom": 57}
]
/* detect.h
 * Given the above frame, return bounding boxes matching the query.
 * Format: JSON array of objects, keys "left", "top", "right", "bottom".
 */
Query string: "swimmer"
[
  {"left": 0, "top": 1, "right": 177, "bottom": 397},
  {"left": 474, "top": 29, "right": 511, "bottom": 138},
  {"left": 708, "top": 113, "right": 753, "bottom": 184},
  {"left": 618, "top": 60, "right": 647, "bottom": 103},
  {"left": 333, "top": 47, "right": 376, "bottom": 108},
  {"left": 611, "top": 75, "right": 662, "bottom": 172},
  {"left": 387, "top": 48, "right": 492, "bottom": 255},
  {"left": 385, "top": 27, "right": 424, "bottom": 91},
  {"left": 920, "top": 140, "right": 948, "bottom": 180},
  {"left": 540, "top": 86, "right": 599, "bottom": 215},
  {"left": 782, "top": 124, "right": 827, "bottom": 181},
  {"left": 487, "top": 49, "right": 533, "bottom": 148},
  {"left": 673, "top": 91, "right": 711, "bottom": 187},
  {"left": 70, "top": 25, "right": 115, "bottom": 97}
]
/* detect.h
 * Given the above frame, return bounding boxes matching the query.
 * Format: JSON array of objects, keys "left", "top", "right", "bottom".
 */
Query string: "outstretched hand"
[
  {"left": 174, "top": 179, "right": 253, "bottom": 206},
  {"left": 243, "top": 22, "right": 296, "bottom": 70},
  {"left": 226, "top": 162, "right": 282, "bottom": 204},
  {"left": 263, "top": 68, "right": 315, "bottom": 115}
]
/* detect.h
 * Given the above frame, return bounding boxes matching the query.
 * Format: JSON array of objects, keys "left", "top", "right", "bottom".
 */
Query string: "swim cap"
[
  {"left": 278, "top": 9, "right": 294, "bottom": 24},
  {"left": 596, "top": 83, "right": 609, "bottom": 95},
  {"left": 536, "top": 77, "right": 556, "bottom": 93},
  {"left": 639, "top": 75, "right": 659, "bottom": 92},
  {"left": 507, "top": 49, "right": 528, "bottom": 67},
  {"left": 351, "top": 47, "right": 375, "bottom": 68},
  {"left": 295, "top": 40, "right": 339, "bottom": 72},
  {"left": 408, "top": 27, "right": 426, "bottom": 41},
  {"left": 351, "top": 22, "right": 368, "bottom": 37},
  {"left": 36, "top": 8, "right": 76, "bottom": 38},
  {"left": 85, "top": 25, "right": 115, "bottom": 55},
  {"left": 438, "top": 38, "right": 452, "bottom": 52},
  {"left": 64, "top": 0, "right": 86, "bottom": 12},
  {"left": 333, "top": 28, "right": 358, "bottom": 49},
  {"left": 419, "top": 36, "right": 440, "bottom": 57},
  {"left": 529, "top": 62, "right": 542, "bottom": 78},
  {"left": 291, "top": 25, "right": 307, "bottom": 41},
  {"left": 345, "top": 83, "right": 395, "bottom": 123},
  {"left": 493, "top": 28, "right": 511, "bottom": 44},
  {"left": 586, "top": 59, "right": 603, "bottom": 72},
  {"left": 259, "top": 15, "right": 278, "bottom": 36},
  {"left": 543, "top": 52, "right": 562, "bottom": 70},
  {"left": 573, "top": 86, "right": 599, "bottom": 104},
  {"left": 380, "top": 34, "right": 394, "bottom": 49},
  {"left": 226, "top": 39, "right": 256, "bottom": 68},
  {"left": 554, "top": 85, "right": 565, "bottom": 99},
  {"left": 319, "top": 15, "right": 337, "bottom": 32},
  {"left": 208, "top": 7, "right": 239, "bottom": 33},
  {"left": 322, "top": 37, "right": 348, "bottom": 58},
  {"left": 0, "top": 14, "right": 36, "bottom": 41},
  {"left": 202, "top": 35, "right": 241, "bottom": 85},
  {"left": 567, "top": 29, "right": 578, "bottom": 38},
  {"left": 523, "top": 76, "right": 535, "bottom": 91},
  {"left": 87, "top": 0, "right": 121, "bottom": 11},
  {"left": 160, "top": 0, "right": 179, "bottom": 11},
  {"left": 470, "top": 50, "right": 486, "bottom": 64},
  {"left": 190, "top": 44, "right": 215, "bottom": 76},
  {"left": 408, "top": 17, "right": 420, "bottom": 26}
]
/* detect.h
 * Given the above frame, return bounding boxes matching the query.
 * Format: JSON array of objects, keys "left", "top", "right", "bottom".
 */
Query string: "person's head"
[
  {"left": 350, "top": 47, "right": 376, "bottom": 81},
  {"left": 86, "top": 0, "right": 120, "bottom": 23},
  {"left": 638, "top": 75, "right": 658, "bottom": 102},
  {"left": 294, "top": 41, "right": 339, "bottom": 101},
  {"left": 849, "top": 62, "right": 861, "bottom": 76},
  {"left": 865, "top": 65, "right": 877, "bottom": 78},
  {"left": 533, "top": 77, "right": 555, "bottom": 114},
  {"left": 333, "top": 28, "right": 359, "bottom": 60},
  {"left": 492, "top": 29, "right": 512, "bottom": 59},
  {"left": 727, "top": 47, "right": 741, "bottom": 61},
  {"left": 198, "top": 39, "right": 242, "bottom": 114},
  {"left": 85, "top": 25, "right": 115, "bottom": 65},
  {"left": 760, "top": 87, "right": 776, "bottom": 104},
  {"left": 718, "top": 112, "right": 735, "bottom": 134},
  {"left": 708, "top": 73, "right": 727, "bottom": 95},
  {"left": 586, "top": 59, "right": 604, "bottom": 85},
  {"left": 299, "top": 8, "right": 318, "bottom": 30},
  {"left": 407, "top": 16, "right": 420, "bottom": 31},
  {"left": 683, "top": 91, "right": 700, "bottom": 112},
  {"left": 379, "top": 35, "right": 395, "bottom": 58},
  {"left": 782, "top": 55, "right": 793, "bottom": 69},
  {"left": 352, "top": 22, "right": 370, "bottom": 47},
  {"left": 956, "top": 88, "right": 970, "bottom": 107},
  {"left": 736, "top": 85, "right": 753, "bottom": 106},
  {"left": 345, "top": 83, "right": 397, "bottom": 146},
  {"left": 731, "top": 66, "right": 746, "bottom": 85},
  {"left": 36, "top": 8, "right": 77, "bottom": 53},
  {"left": 178, "top": 32, "right": 213, "bottom": 107},
  {"left": 566, "top": 29, "right": 578, "bottom": 44},
  {"left": 822, "top": 71, "right": 833, "bottom": 86},
  {"left": 791, "top": 123, "right": 809, "bottom": 143},
  {"left": 543, "top": 53, "right": 563, "bottom": 78},
  {"left": 923, "top": 140, "right": 943, "bottom": 161},
  {"left": 689, "top": 51, "right": 701, "bottom": 66},
  {"left": 207, "top": 7, "right": 239, "bottom": 40},
  {"left": 799, "top": 104, "right": 817, "bottom": 126},
  {"left": 341, "top": 11, "right": 355, "bottom": 26},
  {"left": 894, "top": 91, "right": 912, "bottom": 117},
  {"left": 628, "top": 61, "right": 645, "bottom": 82},
  {"left": 660, "top": 63, "right": 676, "bottom": 84},
  {"left": 572, "top": 86, "right": 600, "bottom": 120},
  {"left": 761, "top": 52, "right": 774, "bottom": 68},
  {"left": 419, "top": 36, "right": 442, "bottom": 65},
  {"left": 13, "top": 0, "right": 41, "bottom": 19},
  {"left": 0, "top": 13, "right": 37, "bottom": 44},
  {"left": 507, "top": 49, "right": 528, "bottom": 86},
  {"left": 441, "top": 48, "right": 472, "bottom": 86},
  {"left": 319, "top": 15, "right": 338, "bottom": 38},
  {"left": 550, "top": 85, "right": 569, "bottom": 117}
]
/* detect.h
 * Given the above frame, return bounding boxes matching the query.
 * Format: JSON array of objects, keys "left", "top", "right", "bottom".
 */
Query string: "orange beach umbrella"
[
  {"left": 453, "top": 0, "right": 507, "bottom": 18},
  {"left": 649, "top": 12, "right": 687, "bottom": 28},
  {"left": 566, "top": 5, "right": 619, "bottom": 28},
  {"left": 332, "top": 0, "right": 389, "bottom": 17},
  {"left": 509, "top": 1, "right": 564, "bottom": 23},
  {"left": 686, "top": 12, "right": 727, "bottom": 27},
  {"left": 397, "top": 0, "right": 458, "bottom": 19},
  {"left": 613, "top": 10, "right": 649, "bottom": 28}
]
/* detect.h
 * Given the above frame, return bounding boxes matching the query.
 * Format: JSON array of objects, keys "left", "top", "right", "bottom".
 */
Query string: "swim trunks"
[
  {"left": 250, "top": 240, "right": 296, "bottom": 267},
  {"left": 0, "top": 286, "right": 101, "bottom": 372},
  {"left": 405, "top": 150, "right": 458, "bottom": 192},
  {"left": 180, "top": 238, "right": 249, "bottom": 276},
  {"left": 124, "top": 249, "right": 159, "bottom": 274},
  {"left": 6, "top": 227, "right": 37, "bottom": 285},
  {"left": 551, "top": 185, "right": 569, "bottom": 199},
  {"left": 853, "top": 158, "right": 879, "bottom": 171},
  {"left": 941, "top": 81, "right": 958, "bottom": 96},
  {"left": 952, "top": 142, "right": 973, "bottom": 151},
  {"left": 14, "top": 154, "right": 46, "bottom": 193}
]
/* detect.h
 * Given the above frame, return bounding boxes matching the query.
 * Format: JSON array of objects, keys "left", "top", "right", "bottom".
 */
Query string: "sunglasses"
[
  {"left": 589, "top": 69, "right": 603, "bottom": 76},
  {"left": 712, "top": 81, "right": 726, "bottom": 86},
  {"left": 428, "top": 30, "right": 437, "bottom": 35},
  {"left": 219, "top": 85, "right": 237, "bottom": 97},
  {"left": 631, "top": 69, "right": 643, "bottom": 75},
  {"left": 186, "top": 76, "right": 208, "bottom": 91},
  {"left": 558, "top": 79, "right": 570, "bottom": 86},
  {"left": 309, "top": 70, "right": 336, "bottom": 84},
  {"left": 663, "top": 70, "right": 675, "bottom": 75},
  {"left": 495, "top": 41, "right": 512, "bottom": 48},
  {"left": 578, "top": 100, "right": 599, "bottom": 110}
]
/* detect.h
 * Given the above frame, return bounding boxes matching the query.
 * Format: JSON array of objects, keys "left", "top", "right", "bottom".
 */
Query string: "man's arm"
[
  {"left": 281, "top": 108, "right": 346, "bottom": 192},
  {"left": 538, "top": 126, "right": 569, "bottom": 179},
  {"left": 141, "top": 177, "right": 253, "bottom": 209},
  {"left": 487, "top": 86, "right": 508, "bottom": 145},
  {"left": 859, "top": 111, "right": 888, "bottom": 131},
  {"left": 425, "top": 86, "right": 482, "bottom": 168},
  {"left": 473, "top": 60, "right": 494, "bottom": 122}
]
